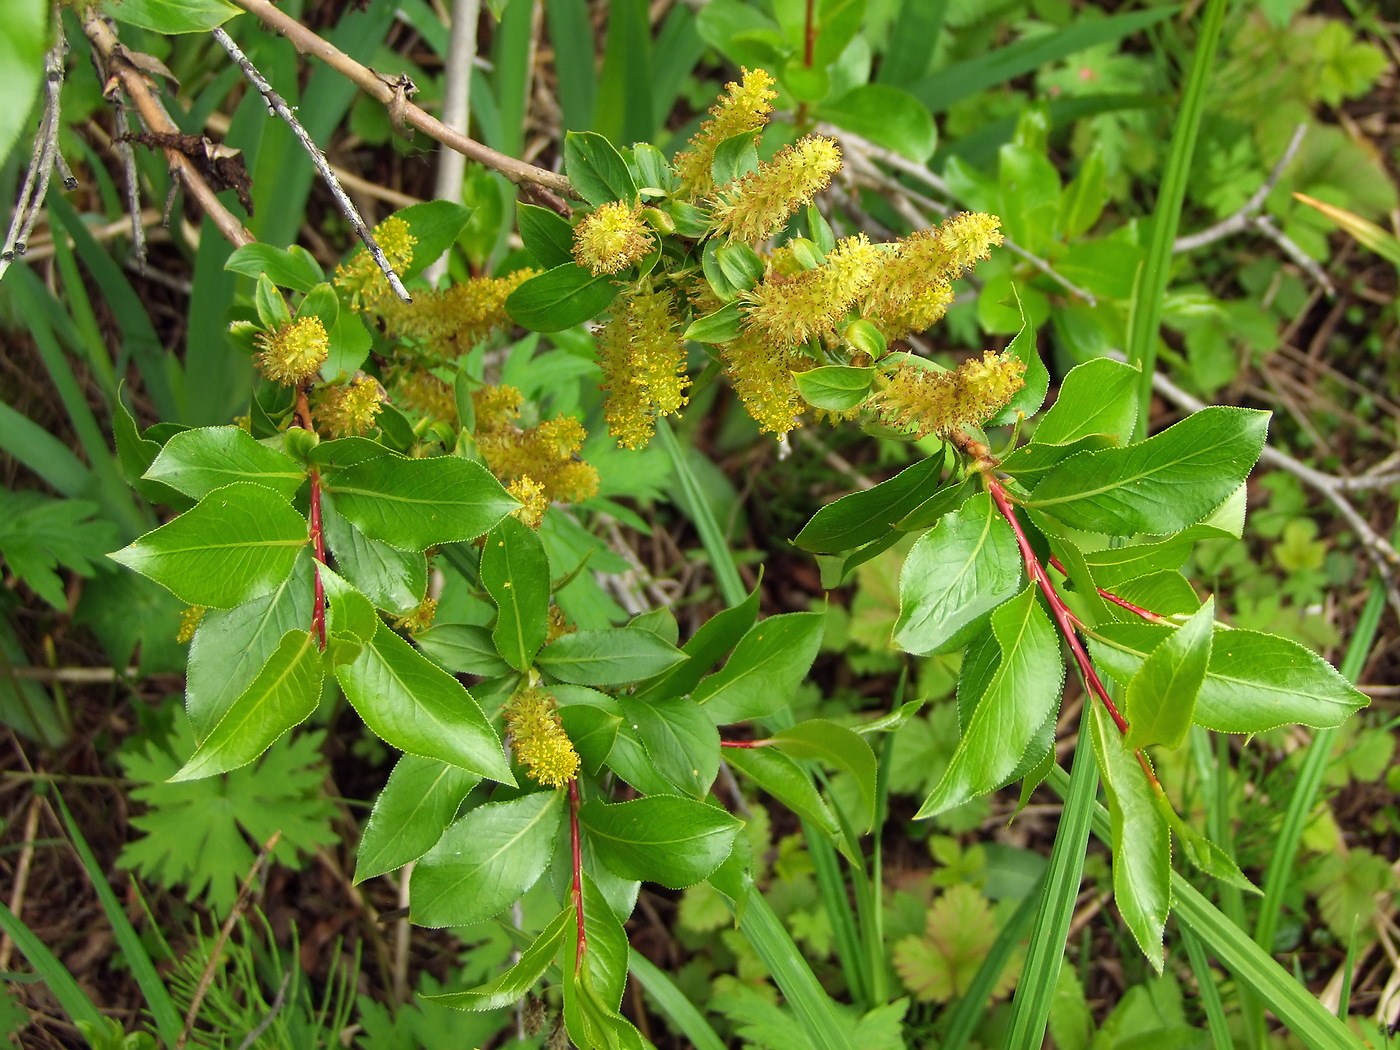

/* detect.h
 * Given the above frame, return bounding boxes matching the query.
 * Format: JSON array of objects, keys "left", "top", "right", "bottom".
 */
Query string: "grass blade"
[
  {"left": 629, "top": 948, "right": 728, "bottom": 1050},
  {"left": 804, "top": 817, "right": 869, "bottom": 1007},
  {"left": 0, "top": 900, "right": 105, "bottom": 1034},
  {"left": 655, "top": 418, "right": 747, "bottom": 607},
  {"left": 1125, "top": 0, "right": 1228, "bottom": 437},
  {"left": 55, "top": 793, "right": 183, "bottom": 1048},
  {"left": 1005, "top": 716, "right": 1098, "bottom": 1050},
  {"left": 545, "top": 0, "right": 597, "bottom": 132},
  {"left": 1182, "top": 923, "right": 1236, "bottom": 1049},
  {"left": 594, "top": 0, "right": 654, "bottom": 144},
  {"left": 879, "top": 0, "right": 948, "bottom": 86}
]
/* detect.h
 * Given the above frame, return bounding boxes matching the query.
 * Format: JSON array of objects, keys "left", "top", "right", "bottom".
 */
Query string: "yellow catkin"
[
  {"left": 389, "top": 367, "right": 457, "bottom": 424},
  {"left": 673, "top": 68, "right": 778, "bottom": 197},
  {"left": 313, "top": 375, "right": 384, "bottom": 437},
  {"left": 504, "top": 687, "right": 580, "bottom": 788},
  {"left": 571, "top": 202, "right": 653, "bottom": 276},
  {"left": 379, "top": 269, "right": 536, "bottom": 356},
  {"left": 472, "top": 386, "right": 601, "bottom": 506},
  {"left": 545, "top": 604, "right": 574, "bottom": 643},
  {"left": 334, "top": 216, "right": 416, "bottom": 314},
  {"left": 863, "top": 214, "right": 1002, "bottom": 340},
  {"left": 740, "top": 234, "right": 882, "bottom": 345},
  {"left": 710, "top": 136, "right": 842, "bottom": 244},
  {"left": 597, "top": 286, "right": 690, "bottom": 449},
  {"left": 720, "top": 327, "right": 805, "bottom": 436},
  {"left": 255, "top": 315, "right": 329, "bottom": 386},
  {"left": 508, "top": 475, "right": 549, "bottom": 529},
  {"left": 393, "top": 597, "right": 437, "bottom": 634},
  {"left": 873, "top": 351, "right": 1026, "bottom": 438}
]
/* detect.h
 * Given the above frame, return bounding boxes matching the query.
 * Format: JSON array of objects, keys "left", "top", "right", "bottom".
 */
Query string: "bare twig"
[
  {"left": 829, "top": 124, "right": 1099, "bottom": 305},
  {"left": 212, "top": 26, "right": 410, "bottom": 303},
  {"left": 81, "top": 13, "right": 254, "bottom": 249},
  {"left": 1, "top": 30, "right": 67, "bottom": 279},
  {"left": 112, "top": 97, "right": 147, "bottom": 273},
  {"left": 0, "top": 797, "right": 43, "bottom": 970},
  {"left": 225, "top": 0, "right": 576, "bottom": 209},
  {"left": 1174, "top": 124, "right": 1308, "bottom": 252},
  {"left": 1251, "top": 213, "right": 1337, "bottom": 297},
  {"left": 422, "top": 0, "right": 480, "bottom": 286},
  {"left": 1143, "top": 363, "right": 1400, "bottom": 621},
  {"left": 234, "top": 970, "right": 291, "bottom": 1050}
]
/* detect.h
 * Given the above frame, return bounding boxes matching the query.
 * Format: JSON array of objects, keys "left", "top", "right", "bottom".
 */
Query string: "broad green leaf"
[
  {"left": 224, "top": 244, "right": 324, "bottom": 292},
  {"left": 606, "top": 721, "right": 682, "bottom": 798},
  {"left": 505, "top": 262, "right": 621, "bottom": 331},
  {"left": 617, "top": 696, "right": 719, "bottom": 798},
  {"left": 796, "top": 455, "right": 944, "bottom": 554},
  {"left": 580, "top": 795, "right": 741, "bottom": 889},
  {"left": 336, "top": 621, "right": 514, "bottom": 783},
  {"left": 114, "top": 395, "right": 191, "bottom": 509},
  {"left": 1156, "top": 798, "right": 1257, "bottom": 895},
  {"left": 355, "top": 754, "right": 480, "bottom": 883},
  {"left": 186, "top": 551, "right": 313, "bottom": 738},
  {"left": 171, "top": 629, "right": 322, "bottom": 781},
  {"left": 1032, "top": 358, "right": 1139, "bottom": 446},
  {"left": 144, "top": 427, "right": 305, "bottom": 501},
  {"left": 710, "top": 132, "right": 761, "bottom": 189},
  {"left": 558, "top": 702, "right": 622, "bottom": 776},
  {"left": 998, "top": 434, "right": 1116, "bottom": 488},
  {"left": 1089, "top": 704, "right": 1170, "bottom": 973},
  {"left": 563, "top": 876, "right": 638, "bottom": 1050},
  {"left": 110, "top": 483, "right": 307, "bottom": 609},
  {"left": 894, "top": 492, "right": 1024, "bottom": 656},
  {"left": 480, "top": 516, "right": 551, "bottom": 672},
  {"left": 320, "top": 495, "right": 427, "bottom": 613},
  {"left": 1110, "top": 570, "right": 1201, "bottom": 619},
  {"left": 322, "top": 454, "right": 517, "bottom": 551},
  {"left": 425, "top": 907, "right": 570, "bottom": 1009},
  {"left": 0, "top": 0, "right": 45, "bottom": 173},
  {"left": 816, "top": 84, "right": 936, "bottom": 161},
  {"left": 773, "top": 720, "right": 877, "bottom": 832},
  {"left": 895, "top": 473, "right": 977, "bottom": 532},
  {"left": 1059, "top": 146, "right": 1107, "bottom": 240},
  {"left": 518, "top": 202, "right": 574, "bottom": 268},
  {"left": 1124, "top": 598, "right": 1213, "bottom": 750},
  {"left": 1026, "top": 407, "right": 1270, "bottom": 535},
  {"left": 1083, "top": 530, "right": 1204, "bottom": 588},
  {"left": 722, "top": 744, "right": 843, "bottom": 844},
  {"left": 102, "top": 0, "right": 237, "bottom": 32},
  {"left": 319, "top": 565, "right": 378, "bottom": 644},
  {"left": 693, "top": 611, "right": 824, "bottom": 724},
  {"left": 308, "top": 436, "right": 396, "bottom": 470},
  {"left": 793, "top": 366, "right": 875, "bottom": 412},
  {"left": 917, "top": 583, "right": 1063, "bottom": 817},
  {"left": 564, "top": 131, "right": 638, "bottom": 206},
  {"left": 394, "top": 201, "right": 474, "bottom": 281},
  {"left": 716, "top": 242, "right": 765, "bottom": 292},
  {"left": 410, "top": 791, "right": 563, "bottom": 927},
  {"left": 1088, "top": 623, "right": 1368, "bottom": 734},
  {"left": 537, "top": 627, "right": 687, "bottom": 686},
  {"left": 415, "top": 623, "right": 513, "bottom": 677},
  {"left": 683, "top": 302, "right": 743, "bottom": 343},
  {"left": 633, "top": 581, "right": 762, "bottom": 702}
]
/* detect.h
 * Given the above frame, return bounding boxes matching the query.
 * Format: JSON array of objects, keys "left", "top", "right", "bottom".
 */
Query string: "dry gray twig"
[
  {"left": 212, "top": 26, "right": 411, "bottom": 302},
  {"left": 1, "top": 30, "right": 68, "bottom": 279},
  {"left": 1174, "top": 124, "right": 1308, "bottom": 253},
  {"left": 422, "top": 0, "right": 480, "bottom": 286}
]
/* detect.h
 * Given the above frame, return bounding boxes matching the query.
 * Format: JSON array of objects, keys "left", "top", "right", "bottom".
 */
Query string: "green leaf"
[
  {"left": 1082, "top": 529, "right": 1204, "bottom": 588},
  {"left": 1157, "top": 800, "right": 1257, "bottom": 895},
  {"left": 410, "top": 791, "right": 564, "bottom": 927},
  {"left": 1089, "top": 704, "right": 1170, "bottom": 973},
  {"left": 320, "top": 495, "right": 427, "bottom": 613},
  {"left": 415, "top": 623, "right": 513, "bottom": 677},
  {"left": 796, "top": 455, "right": 944, "bottom": 554},
  {"left": 772, "top": 720, "right": 877, "bottom": 832},
  {"left": 480, "top": 516, "right": 551, "bottom": 672},
  {"left": 1033, "top": 357, "right": 1139, "bottom": 446},
  {"left": 224, "top": 244, "right": 324, "bottom": 292},
  {"left": 711, "top": 132, "right": 761, "bottom": 188},
  {"left": 538, "top": 627, "right": 688, "bottom": 686},
  {"left": 319, "top": 566, "right": 378, "bottom": 644},
  {"left": 143, "top": 426, "right": 306, "bottom": 501},
  {"left": 0, "top": 0, "right": 46, "bottom": 173},
  {"left": 335, "top": 621, "right": 514, "bottom": 783},
  {"left": 110, "top": 483, "right": 307, "bottom": 609},
  {"left": 633, "top": 580, "right": 762, "bottom": 702},
  {"left": 1059, "top": 146, "right": 1107, "bottom": 240},
  {"left": 683, "top": 302, "right": 743, "bottom": 343},
  {"left": 1026, "top": 407, "right": 1270, "bottom": 535},
  {"left": 617, "top": 696, "right": 719, "bottom": 798},
  {"left": 505, "top": 262, "right": 621, "bottom": 331},
  {"left": 172, "top": 629, "right": 323, "bottom": 781},
  {"left": 693, "top": 611, "right": 824, "bottom": 725},
  {"left": 425, "top": 907, "right": 570, "bottom": 1010},
  {"left": 987, "top": 300, "right": 1049, "bottom": 424},
  {"left": 793, "top": 366, "right": 875, "bottom": 411},
  {"left": 917, "top": 583, "right": 1064, "bottom": 817},
  {"left": 322, "top": 454, "right": 517, "bottom": 551},
  {"left": 102, "top": 0, "right": 237, "bottom": 32},
  {"left": 355, "top": 754, "right": 480, "bottom": 883},
  {"left": 254, "top": 272, "right": 291, "bottom": 328},
  {"left": 722, "top": 745, "right": 841, "bottom": 841},
  {"left": 564, "top": 131, "right": 639, "bottom": 206},
  {"left": 518, "top": 202, "right": 575, "bottom": 268},
  {"left": 564, "top": 875, "right": 641, "bottom": 1050},
  {"left": 1123, "top": 597, "right": 1213, "bottom": 750},
  {"left": 558, "top": 699, "right": 622, "bottom": 776},
  {"left": 816, "top": 84, "right": 936, "bottom": 162},
  {"left": 1088, "top": 622, "right": 1368, "bottom": 734},
  {"left": 394, "top": 201, "right": 474, "bottom": 281},
  {"left": 894, "top": 491, "right": 1024, "bottom": 656},
  {"left": 581, "top": 795, "right": 741, "bottom": 889},
  {"left": 998, "top": 435, "right": 1117, "bottom": 488}
]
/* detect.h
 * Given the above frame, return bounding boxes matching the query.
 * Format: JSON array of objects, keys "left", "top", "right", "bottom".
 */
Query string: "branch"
[
  {"left": 81, "top": 13, "right": 253, "bottom": 249},
  {"left": 1173, "top": 124, "right": 1308, "bottom": 253},
  {"left": 1, "top": 31, "right": 67, "bottom": 279},
  {"left": 225, "top": 0, "right": 576, "bottom": 210},
  {"left": 422, "top": 0, "right": 480, "bottom": 286},
  {"left": 212, "top": 25, "right": 410, "bottom": 303}
]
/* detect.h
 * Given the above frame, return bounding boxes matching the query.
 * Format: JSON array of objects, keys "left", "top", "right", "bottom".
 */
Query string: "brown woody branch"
[{"left": 225, "top": 0, "right": 577, "bottom": 211}]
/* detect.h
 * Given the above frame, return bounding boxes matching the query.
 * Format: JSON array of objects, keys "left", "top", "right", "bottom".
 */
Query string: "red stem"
[
  {"left": 720, "top": 740, "right": 769, "bottom": 749},
  {"left": 988, "top": 479, "right": 1130, "bottom": 735},
  {"left": 569, "top": 779, "right": 586, "bottom": 969},
  {"left": 308, "top": 469, "right": 327, "bottom": 649},
  {"left": 1046, "top": 555, "right": 1166, "bottom": 623},
  {"left": 803, "top": 0, "right": 816, "bottom": 66}
]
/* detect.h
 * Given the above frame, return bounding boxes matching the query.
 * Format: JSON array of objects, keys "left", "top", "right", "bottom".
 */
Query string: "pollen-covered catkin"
[
  {"left": 504, "top": 687, "right": 580, "bottom": 788},
  {"left": 254, "top": 315, "right": 329, "bottom": 386},
  {"left": 710, "top": 136, "right": 842, "bottom": 245},
  {"left": 673, "top": 67, "right": 778, "bottom": 197},
  {"left": 874, "top": 351, "right": 1026, "bottom": 438}
]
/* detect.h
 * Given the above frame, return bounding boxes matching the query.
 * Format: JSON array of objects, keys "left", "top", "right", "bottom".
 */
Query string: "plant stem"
[{"left": 568, "top": 779, "right": 586, "bottom": 968}]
